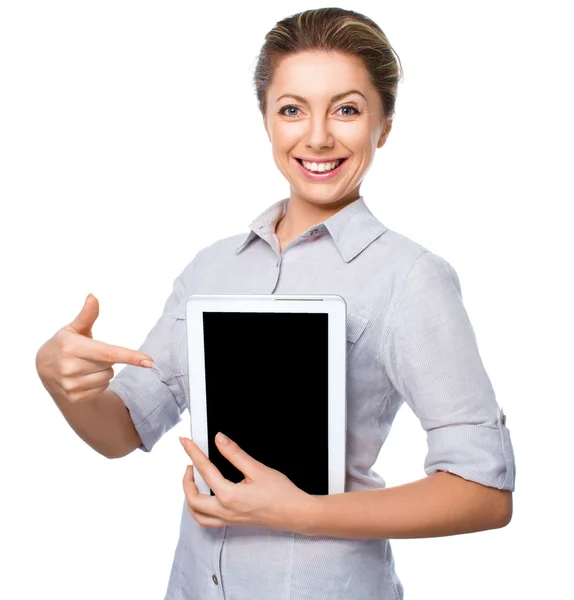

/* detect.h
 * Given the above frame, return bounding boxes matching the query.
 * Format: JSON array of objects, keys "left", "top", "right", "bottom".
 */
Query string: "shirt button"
[
  {"left": 212, "top": 574, "right": 219, "bottom": 585},
  {"left": 310, "top": 229, "right": 318, "bottom": 235}
]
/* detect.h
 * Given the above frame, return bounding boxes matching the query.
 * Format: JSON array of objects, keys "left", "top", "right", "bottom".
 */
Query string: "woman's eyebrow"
[{"left": 275, "top": 89, "right": 367, "bottom": 103}]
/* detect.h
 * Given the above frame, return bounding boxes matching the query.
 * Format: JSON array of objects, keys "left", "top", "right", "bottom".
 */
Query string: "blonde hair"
[{"left": 253, "top": 7, "right": 404, "bottom": 120}]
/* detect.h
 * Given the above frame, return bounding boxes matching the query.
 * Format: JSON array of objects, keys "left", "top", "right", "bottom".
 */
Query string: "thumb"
[{"left": 66, "top": 293, "right": 99, "bottom": 338}]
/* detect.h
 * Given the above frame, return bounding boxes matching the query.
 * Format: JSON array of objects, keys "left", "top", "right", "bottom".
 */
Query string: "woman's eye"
[
  {"left": 278, "top": 104, "right": 360, "bottom": 118},
  {"left": 339, "top": 104, "right": 360, "bottom": 116},
  {"left": 280, "top": 105, "right": 300, "bottom": 117}
]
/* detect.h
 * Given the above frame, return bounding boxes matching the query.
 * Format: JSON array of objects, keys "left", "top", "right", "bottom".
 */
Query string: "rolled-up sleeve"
[
  {"left": 380, "top": 250, "right": 516, "bottom": 491},
  {"left": 108, "top": 259, "right": 196, "bottom": 453}
]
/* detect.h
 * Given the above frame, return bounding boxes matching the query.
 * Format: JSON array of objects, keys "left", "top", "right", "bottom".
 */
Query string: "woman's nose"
[{"left": 304, "top": 116, "right": 335, "bottom": 150}]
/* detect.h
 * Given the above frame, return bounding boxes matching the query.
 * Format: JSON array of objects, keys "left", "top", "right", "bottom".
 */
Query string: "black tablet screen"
[{"left": 202, "top": 311, "right": 329, "bottom": 496}]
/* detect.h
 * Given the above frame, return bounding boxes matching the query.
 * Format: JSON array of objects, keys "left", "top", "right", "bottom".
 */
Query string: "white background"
[{"left": 1, "top": 1, "right": 572, "bottom": 598}]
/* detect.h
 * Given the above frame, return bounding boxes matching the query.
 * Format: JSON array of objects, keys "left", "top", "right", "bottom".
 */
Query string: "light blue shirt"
[{"left": 109, "top": 195, "right": 516, "bottom": 599}]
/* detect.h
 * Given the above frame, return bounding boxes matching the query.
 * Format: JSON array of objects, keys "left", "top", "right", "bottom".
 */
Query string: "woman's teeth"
[{"left": 300, "top": 159, "right": 343, "bottom": 172}]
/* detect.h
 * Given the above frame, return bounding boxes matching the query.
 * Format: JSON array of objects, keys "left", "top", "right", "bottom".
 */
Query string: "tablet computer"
[{"left": 185, "top": 294, "right": 347, "bottom": 497}]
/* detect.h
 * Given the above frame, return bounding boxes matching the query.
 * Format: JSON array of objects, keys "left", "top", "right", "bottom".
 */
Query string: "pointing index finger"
[{"left": 77, "top": 337, "right": 154, "bottom": 367}]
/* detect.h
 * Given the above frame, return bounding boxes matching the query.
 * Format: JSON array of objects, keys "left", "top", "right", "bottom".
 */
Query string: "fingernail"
[
  {"left": 216, "top": 432, "right": 229, "bottom": 444},
  {"left": 141, "top": 360, "right": 154, "bottom": 368},
  {"left": 179, "top": 437, "right": 186, "bottom": 445}
]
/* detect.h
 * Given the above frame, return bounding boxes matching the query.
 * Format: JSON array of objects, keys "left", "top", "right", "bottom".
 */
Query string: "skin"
[
  {"left": 179, "top": 51, "right": 512, "bottom": 537},
  {"left": 262, "top": 50, "right": 393, "bottom": 250}
]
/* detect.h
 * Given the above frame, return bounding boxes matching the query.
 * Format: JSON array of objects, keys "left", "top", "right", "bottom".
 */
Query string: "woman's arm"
[{"left": 302, "top": 471, "right": 512, "bottom": 539}]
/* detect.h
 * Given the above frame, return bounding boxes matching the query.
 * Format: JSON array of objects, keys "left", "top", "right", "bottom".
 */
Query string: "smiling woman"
[{"left": 36, "top": 6, "right": 515, "bottom": 600}]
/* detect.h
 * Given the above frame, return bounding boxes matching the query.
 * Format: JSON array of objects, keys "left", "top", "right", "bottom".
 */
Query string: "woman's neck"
[{"left": 275, "top": 192, "right": 360, "bottom": 242}]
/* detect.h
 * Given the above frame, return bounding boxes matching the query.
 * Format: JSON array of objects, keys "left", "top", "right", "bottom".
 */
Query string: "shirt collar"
[{"left": 234, "top": 195, "right": 388, "bottom": 263}]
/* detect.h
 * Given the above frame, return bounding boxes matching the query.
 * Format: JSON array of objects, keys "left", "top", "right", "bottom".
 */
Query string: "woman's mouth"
[{"left": 293, "top": 157, "right": 348, "bottom": 180}]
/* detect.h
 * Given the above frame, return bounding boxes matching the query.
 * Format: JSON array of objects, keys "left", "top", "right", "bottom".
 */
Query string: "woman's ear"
[{"left": 377, "top": 119, "right": 393, "bottom": 148}]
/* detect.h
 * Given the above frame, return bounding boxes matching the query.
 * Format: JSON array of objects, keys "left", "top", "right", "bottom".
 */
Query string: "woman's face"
[{"left": 264, "top": 51, "right": 392, "bottom": 208}]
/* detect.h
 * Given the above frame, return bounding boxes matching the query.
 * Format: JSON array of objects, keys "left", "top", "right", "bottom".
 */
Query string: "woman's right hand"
[{"left": 36, "top": 293, "right": 155, "bottom": 403}]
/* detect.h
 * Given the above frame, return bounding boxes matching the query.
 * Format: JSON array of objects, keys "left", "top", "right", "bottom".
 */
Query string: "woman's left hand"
[{"left": 179, "top": 433, "right": 319, "bottom": 535}]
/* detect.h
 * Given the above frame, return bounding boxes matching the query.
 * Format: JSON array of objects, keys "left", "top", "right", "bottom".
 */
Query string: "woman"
[{"left": 36, "top": 7, "right": 516, "bottom": 599}]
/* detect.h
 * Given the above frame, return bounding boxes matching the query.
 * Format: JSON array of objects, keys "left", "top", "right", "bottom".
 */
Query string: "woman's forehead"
[
  {"left": 273, "top": 50, "right": 366, "bottom": 76},
  {"left": 269, "top": 52, "right": 372, "bottom": 101}
]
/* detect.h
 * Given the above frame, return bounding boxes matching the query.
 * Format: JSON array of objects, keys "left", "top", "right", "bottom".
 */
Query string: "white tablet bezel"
[{"left": 185, "top": 293, "right": 347, "bottom": 496}]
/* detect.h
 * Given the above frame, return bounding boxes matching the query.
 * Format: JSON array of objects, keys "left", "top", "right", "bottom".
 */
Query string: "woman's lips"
[{"left": 293, "top": 157, "right": 348, "bottom": 180}]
